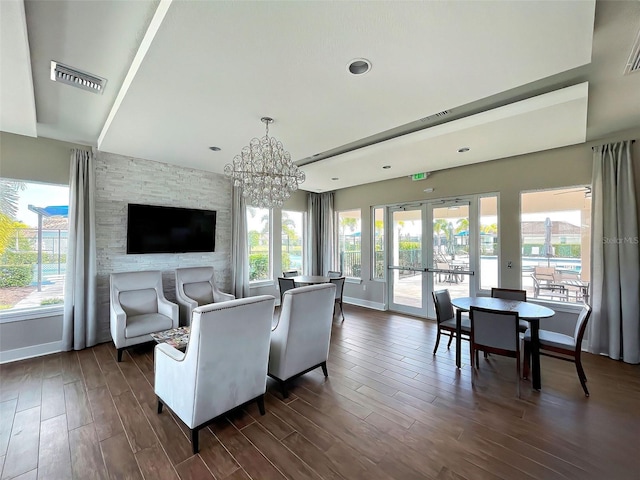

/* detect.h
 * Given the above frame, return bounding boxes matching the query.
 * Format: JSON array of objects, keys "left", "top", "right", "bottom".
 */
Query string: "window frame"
[
  {"left": 0, "top": 178, "right": 69, "bottom": 316},
  {"left": 335, "top": 208, "right": 362, "bottom": 280},
  {"left": 247, "top": 206, "right": 273, "bottom": 285}
]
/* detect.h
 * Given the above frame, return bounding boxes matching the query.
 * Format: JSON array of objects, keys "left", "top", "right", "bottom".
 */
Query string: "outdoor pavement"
[{"left": 14, "top": 275, "right": 65, "bottom": 309}]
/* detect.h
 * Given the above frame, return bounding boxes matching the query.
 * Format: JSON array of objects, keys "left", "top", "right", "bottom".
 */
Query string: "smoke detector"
[{"left": 50, "top": 61, "right": 107, "bottom": 94}]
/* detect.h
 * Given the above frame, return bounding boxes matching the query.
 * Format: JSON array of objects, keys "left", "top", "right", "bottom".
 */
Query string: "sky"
[{"left": 15, "top": 182, "right": 69, "bottom": 227}]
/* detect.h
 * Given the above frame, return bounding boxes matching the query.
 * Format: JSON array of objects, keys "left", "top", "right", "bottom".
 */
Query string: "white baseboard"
[
  {"left": 344, "top": 296, "right": 386, "bottom": 311},
  {"left": 0, "top": 341, "right": 62, "bottom": 364}
]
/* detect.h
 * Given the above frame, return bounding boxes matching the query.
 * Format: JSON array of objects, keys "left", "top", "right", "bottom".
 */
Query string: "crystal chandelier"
[{"left": 224, "top": 117, "right": 305, "bottom": 208}]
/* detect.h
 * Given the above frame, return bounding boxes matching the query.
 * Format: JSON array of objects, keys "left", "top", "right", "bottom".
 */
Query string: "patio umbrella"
[{"left": 544, "top": 217, "right": 553, "bottom": 267}]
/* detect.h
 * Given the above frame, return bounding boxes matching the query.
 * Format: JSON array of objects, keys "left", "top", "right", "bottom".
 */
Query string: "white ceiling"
[{"left": 2, "top": 1, "right": 640, "bottom": 192}]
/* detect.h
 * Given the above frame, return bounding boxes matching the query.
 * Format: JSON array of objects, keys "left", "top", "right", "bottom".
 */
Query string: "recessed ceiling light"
[
  {"left": 347, "top": 58, "right": 372, "bottom": 75},
  {"left": 382, "top": 165, "right": 391, "bottom": 169},
  {"left": 209, "top": 146, "right": 221, "bottom": 151},
  {"left": 457, "top": 147, "right": 470, "bottom": 153},
  {"left": 331, "top": 177, "right": 339, "bottom": 181}
]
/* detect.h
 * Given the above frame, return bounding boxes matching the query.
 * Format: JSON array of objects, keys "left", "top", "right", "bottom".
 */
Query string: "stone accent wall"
[{"left": 95, "top": 151, "right": 232, "bottom": 343}]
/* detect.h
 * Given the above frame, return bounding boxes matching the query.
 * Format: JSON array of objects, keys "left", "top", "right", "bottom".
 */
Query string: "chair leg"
[
  {"left": 575, "top": 357, "right": 589, "bottom": 397},
  {"left": 321, "top": 361, "right": 328, "bottom": 377},
  {"left": 117, "top": 348, "right": 124, "bottom": 362},
  {"left": 470, "top": 346, "right": 476, "bottom": 387},
  {"left": 339, "top": 301, "right": 344, "bottom": 321},
  {"left": 157, "top": 398, "right": 163, "bottom": 414},
  {"left": 280, "top": 380, "right": 289, "bottom": 399},
  {"left": 190, "top": 428, "right": 200, "bottom": 454},
  {"left": 522, "top": 341, "right": 530, "bottom": 379},
  {"left": 447, "top": 333, "right": 454, "bottom": 349},
  {"left": 257, "top": 395, "right": 265, "bottom": 415},
  {"left": 433, "top": 330, "right": 441, "bottom": 355},
  {"left": 516, "top": 355, "right": 521, "bottom": 399}
]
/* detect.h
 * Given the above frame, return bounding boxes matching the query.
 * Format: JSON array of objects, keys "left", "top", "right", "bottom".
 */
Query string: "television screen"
[{"left": 126, "top": 204, "right": 216, "bottom": 254}]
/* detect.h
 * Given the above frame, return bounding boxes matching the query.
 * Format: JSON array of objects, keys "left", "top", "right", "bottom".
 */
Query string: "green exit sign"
[{"left": 411, "top": 172, "right": 428, "bottom": 181}]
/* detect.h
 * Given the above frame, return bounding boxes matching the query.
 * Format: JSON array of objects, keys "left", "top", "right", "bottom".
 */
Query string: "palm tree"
[{"left": 0, "top": 180, "right": 26, "bottom": 219}]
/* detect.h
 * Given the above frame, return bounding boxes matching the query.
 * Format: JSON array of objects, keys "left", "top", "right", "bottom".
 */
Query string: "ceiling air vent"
[
  {"left": 420, "top": 110, "right": 450, "bottom": 122},
  {"left": 50, "top": 61, "right": 107, "bottom": 94},
  {"left": 624, "top": 28, "right": 640, "bottom": 75}
]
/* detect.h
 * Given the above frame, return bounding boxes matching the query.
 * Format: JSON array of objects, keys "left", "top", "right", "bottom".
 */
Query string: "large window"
[
  {"left": 282, "top": 210, "right": 305, "bottom": 274},
  {"left": 247, "top": 207, "right": 270, "bottom": 281},
  {"left": 337, "top": 209, "right": 362, "bottom": 278},
  {"left": 372, "top": 207, "right": 384, "bottom": 280},
  {"left": 479, "top": 195, "right": 499, "bottom": 291},
  {"left": 0, "top": 179, "right": 69, "bottom": 311},
  {"left": 521, "top": 187, "right": 591, "bottom": 303}
]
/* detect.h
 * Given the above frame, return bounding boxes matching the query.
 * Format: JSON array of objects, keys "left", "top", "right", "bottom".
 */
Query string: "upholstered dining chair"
[
  {"left": 110, "top": 270, "right": 179, "bottom": 362},
  {"left": 470, "top": 306, "right": 522, "bottom": 398},
  {"left": 523, "top": 303, "right": 592, "bottom": 396},
  {"left": 155, "top": 295, "right": 275, "bottom": 454},
  {"left": 491, "top": 288, "right": 529, "bottom": 333},
  {"left": 175, "top": 266, "right": 235, "bottom": 326},
  {"left": 268, "top": 283, "right": 336, "bottom": 398},
  {"left": 329, "top": 276, "right": 345, "bottom": 321},
  {"left": 282, "top": 270, "right": 299, "bottom": 277},
  {"left": 328, "top": 270, "right": 342, "bottom": 278},
  {"left": 277, "top": 277, "right": 296, "bottom": 304},
  {"left": 432, "top": 289, "right": 470, "bottom": 355}
]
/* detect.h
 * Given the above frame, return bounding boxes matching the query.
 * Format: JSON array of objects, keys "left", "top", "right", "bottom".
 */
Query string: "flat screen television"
[{"left": 126, "top": 204, "right": 216, "bottom": 254}]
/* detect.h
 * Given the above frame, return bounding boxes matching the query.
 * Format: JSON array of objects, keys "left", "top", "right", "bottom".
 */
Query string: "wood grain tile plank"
[
  {"left": 174, "top": 456, "right": 215, "bottom": 480},
  {"left": 2, "top": 406, "right": 40, "bottom": 480},
  {"left": 15, "top": 359, "right": 43, "bottom": 413},
  {"left": 223, "top": 469, "right": 252, "bottom": 480},
  {"left": 87, "top": 385, "right": 124, "bottom": 442},
  {"left": 241, "top": 422, "right": 322, "bottom": 480},
  {"left": 100, "top": 432, "right": 144, "bottom": 480},
  {"left": 286, "top": 397, "right": 388, "bottom": 463},
  {"left": 11, "top": 469, "right": 37, "bottom": 480},
  {"left": 37, "top": 414, "right": 72, "bottom": 480},
  {"left": 198, "top": 427, "right": 240, "bottom": 479},
  {"left": 40, "top": 374, "right": 65, "bottom": 421},
  {"left": 280, "top": 432, "right": 346, "bottom": 480},
  {"left": 141, "top": 400, "right": 192, "bottom": 466},
  {"left": 112, "top": 390, "right": 156, "bottom": 453},
  {"left": 135, "top": 444, "right": 180, "bottom": 480},
  {"left": 60, "top": 351, "right": 83, "bottom": 385},
  {"left": 264, "top": 393, "right": 336, "bottom": 452},
  {"left": 68, "top": 424, "right": 108, "bottom": 480},
  {"left": 64, "top": 381, "right": 93, "bottom": 431},
  {"left": 41, "top": 353, "right": 62, "bottom": 378},
  {"left": 210, "top": 420, "right": 286, "bottom": 480},
  {"left": 0, "top": 399, "right": 17, "bottom": 456},
  {"left": 78, "top": 349, "right": 105, "bottom": 390}
]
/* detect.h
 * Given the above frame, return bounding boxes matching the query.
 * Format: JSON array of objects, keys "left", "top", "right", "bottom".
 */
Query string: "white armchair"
[
  {"left": 175, "top": 266, "right": 235, "bottom": 326},
  {"left": 154, "top": 295, "right": 275, "bottom": 454},
  {"left": 110, "top": 270, "right": 179, "bottom": 362},
  {"left": 268, "top": 283, "right": 336, "bottom": 398}
]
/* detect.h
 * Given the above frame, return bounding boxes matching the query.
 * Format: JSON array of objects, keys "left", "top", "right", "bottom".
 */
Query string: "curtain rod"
[{"left": 591, "top": 139, "right": 635, "bottom": 150}]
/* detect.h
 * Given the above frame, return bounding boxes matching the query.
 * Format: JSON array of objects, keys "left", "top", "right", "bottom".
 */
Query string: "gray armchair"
[
  {"left": 110, "top": 270, "right": 179, "bottom": 362},
  {"left": 175, "top": 266, "right": 235, "bottom": 326}
]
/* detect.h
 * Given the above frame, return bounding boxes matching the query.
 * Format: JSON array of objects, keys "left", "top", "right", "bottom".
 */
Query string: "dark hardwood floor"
[{"left": 1, "top": 305, "right": 639, "bottom": 480}]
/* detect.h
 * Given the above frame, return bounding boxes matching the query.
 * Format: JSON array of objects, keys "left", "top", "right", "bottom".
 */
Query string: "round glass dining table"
[{"left": 451, "top": 296, "right": 555, "bottom": 390}]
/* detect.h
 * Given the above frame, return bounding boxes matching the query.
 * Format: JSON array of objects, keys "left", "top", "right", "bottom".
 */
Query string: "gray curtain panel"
[
  {"left": 589, "top": 140, "right": 640, "bottom": 364},
  {"left": 307, "top": 192, "right": 334, "bottom": 276},
  {"left": 62, "top": 148, "right": 98, "bottom": 350},
  {"left": 231, "top": 186, "right": 250, "bottom": 298}
]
